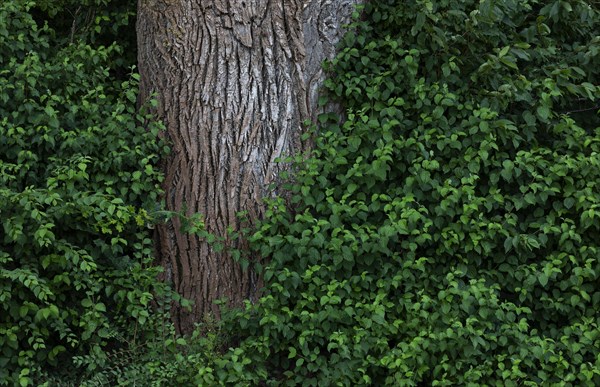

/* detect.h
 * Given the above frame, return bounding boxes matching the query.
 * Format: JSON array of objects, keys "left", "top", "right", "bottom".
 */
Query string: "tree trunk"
[{"left": 137, "top": 0, "right": 361, "bottom": 332}]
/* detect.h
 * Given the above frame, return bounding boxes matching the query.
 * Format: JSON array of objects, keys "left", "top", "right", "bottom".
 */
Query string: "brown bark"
[{"left": 137, "top": 0, "right": 361, "bottom": 332}]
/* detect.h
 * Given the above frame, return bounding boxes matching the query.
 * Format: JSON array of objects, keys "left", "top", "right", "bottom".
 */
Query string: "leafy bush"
[
  {"left": 0, "top": 1, "right": 174, "bottom": 385},
  {"left": 59, "top": 317, "right": 222, "bottom": 387},
  {"left": 207, "top": 0, "right": 600, "bottom": 385}
]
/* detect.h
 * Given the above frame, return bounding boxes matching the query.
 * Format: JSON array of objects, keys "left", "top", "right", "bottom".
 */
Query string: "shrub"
[
  {"left": 213, "top": 0, "right": 600, "bottom": 385},
  {"left": 0, "top": 1, "right": 173, "bottom": 385}
]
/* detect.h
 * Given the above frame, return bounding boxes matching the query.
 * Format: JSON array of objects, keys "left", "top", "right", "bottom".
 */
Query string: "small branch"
[
  {"left": 563, "top": 104, "right": 600, "bottom": 114},
  {"left": 69, "top": 6, "right": 82, "bottom": 43}
]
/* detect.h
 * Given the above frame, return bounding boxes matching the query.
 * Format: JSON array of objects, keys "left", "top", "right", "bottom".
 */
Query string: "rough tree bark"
[{"left": 137, "top": 0, "right": 361, "bottom": 332}]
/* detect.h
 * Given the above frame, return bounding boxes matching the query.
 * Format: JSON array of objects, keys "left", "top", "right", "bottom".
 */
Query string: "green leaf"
[
  {"left": 504, "top": 237, "right": 513, "bottom": 253},
  {"left": 564, "top": 197, "right": 575, "bottom": 209},
  {"left": 288, "top": 347, "right": 297, "bottom": 359}
]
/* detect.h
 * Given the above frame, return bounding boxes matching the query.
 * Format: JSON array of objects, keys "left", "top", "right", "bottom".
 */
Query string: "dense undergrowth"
[
  {"left": 0, "top": 1, "right": 180, "bottom": 385},
  {"left": 1, "top": 0, "right": 599, "bottom": 386},
  {"left": 207, "top": 0, "right": 600, "bottom": 385}
]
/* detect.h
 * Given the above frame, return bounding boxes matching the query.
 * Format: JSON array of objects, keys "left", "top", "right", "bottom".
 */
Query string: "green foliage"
[
  {"left": 61, "top": 317, "right": 225, "bottom": 387},
  {"left": 208, "top": 0, "right": 600, "bottom": 385},
  {"left": 0, "top": 1, "right": 174, "bottom": 385},
  {"left": 4, "top": 0, "right": 600, "bottom": 385},
  {"left": 31, "top": 0, "right": 137, "bottom": 74}
]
